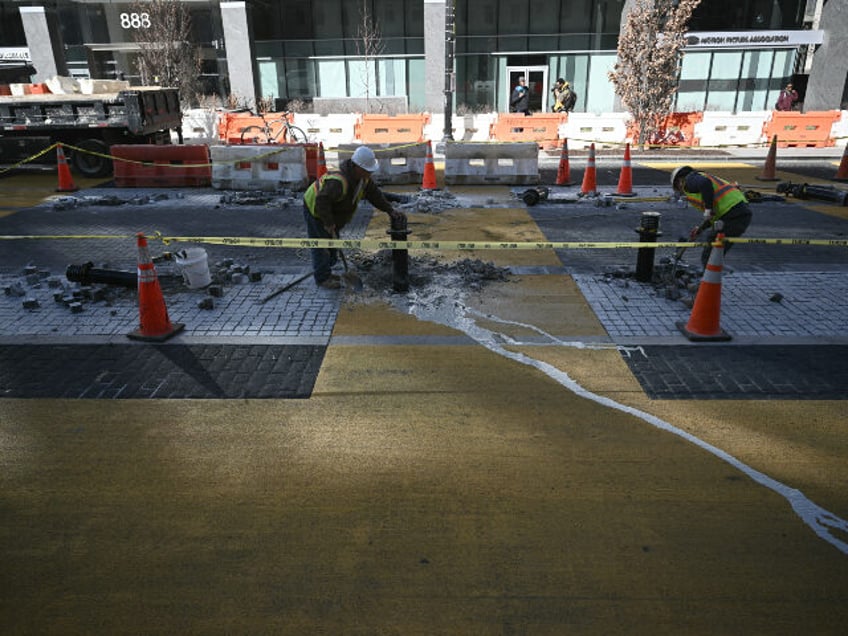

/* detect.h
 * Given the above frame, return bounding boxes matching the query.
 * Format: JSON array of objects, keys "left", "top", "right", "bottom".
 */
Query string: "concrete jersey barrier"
[
  {"left": 211, "top": 145, "right": 308, "bottom": 191},
  {"left": 444, "top": 142, "right": 539, "bottom": 185}
]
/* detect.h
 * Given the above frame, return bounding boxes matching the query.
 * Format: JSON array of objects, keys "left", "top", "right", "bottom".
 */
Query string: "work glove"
[{"left": 702, "top": 208, "right": 712, "bottom": 221}]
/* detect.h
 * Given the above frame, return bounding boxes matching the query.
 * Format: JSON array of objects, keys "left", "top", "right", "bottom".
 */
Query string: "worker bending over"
[
  {"left": 303, "top": 145, "right": 406, "bottom": 289},
  {"left": 671, "top": 165, "right": 753, "bottom": 268}
]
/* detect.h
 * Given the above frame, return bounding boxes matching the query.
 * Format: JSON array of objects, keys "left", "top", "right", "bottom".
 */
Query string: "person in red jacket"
[{"left": 775, "top": 83, "right": 798, "bottom": 111}]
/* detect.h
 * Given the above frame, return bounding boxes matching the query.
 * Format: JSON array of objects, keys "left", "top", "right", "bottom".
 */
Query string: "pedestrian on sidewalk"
[
  {"left": 510, "top": 76, "right": 530, "bottom": 115},
  {"left": 775, "top": 83, "right": 799, "bottom": 111},
  {"left": 671, "top": 166, "right": 753, "bottom": 269},
  {"left": 302, "top": 145, "right": 406, "bottom": 288}
]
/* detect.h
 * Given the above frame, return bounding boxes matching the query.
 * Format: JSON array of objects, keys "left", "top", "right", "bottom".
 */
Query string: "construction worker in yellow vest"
[
  {"left": 671, "top": 166, "right": 753, "bottom": 268},
  {"left": 303, "top": 146, "right": 406, "bottom": 289}
]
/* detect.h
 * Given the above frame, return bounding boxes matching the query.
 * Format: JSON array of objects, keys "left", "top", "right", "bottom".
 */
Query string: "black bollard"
[
  {"left": 387, "top": 215, "right": 411, "bottom": 292},
  {"left": 66, "top": 262, "right": 137, "bottom": 288},
  {"left": 635, "top": 211, "right": 662, "bottom": 283}
]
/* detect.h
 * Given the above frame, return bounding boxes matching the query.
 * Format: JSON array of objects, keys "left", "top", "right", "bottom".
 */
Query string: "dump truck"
[{"left": 0, "top": 78, "right": 182, "bottom": 177}]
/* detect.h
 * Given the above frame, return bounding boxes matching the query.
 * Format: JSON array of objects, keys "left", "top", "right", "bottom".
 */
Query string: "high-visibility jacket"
[
  {"left": 304, "top": 171, "right": 367, "bottom": 228},
  {"left": 684, "top": 172, "right": 747, "bottom": 222},
  {"left": 304, "top": 161, "right": 392, "bottom": 229}
]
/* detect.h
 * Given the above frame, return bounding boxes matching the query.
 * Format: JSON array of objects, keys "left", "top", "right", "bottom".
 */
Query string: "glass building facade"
[{"left": 0, "top": 0, "right": 820, "bottom": 113}]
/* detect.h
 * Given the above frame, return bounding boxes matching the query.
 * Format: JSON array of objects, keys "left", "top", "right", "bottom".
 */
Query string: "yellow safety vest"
[
  {"left": 304, "top": 173, "right": 347, "bottom": 217},
  {"left": 684, "top": 173, "right": 747, "bottom": 221}
]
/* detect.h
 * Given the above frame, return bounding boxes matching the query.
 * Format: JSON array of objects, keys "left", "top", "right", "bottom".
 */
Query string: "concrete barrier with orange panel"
[
  {"left": 111, "top": 145, "right": 211, "bottom": 187},
  {"left": 695, "top": 112, "right": 769, "bottom": 148},
  {"left": 337, "top": 142, "right": 427, "bottom": 185},
  {"left": 210, "top": 145, "right": 308, "bottom": 191},
  {"left": 490, "top": 113, "right": 566, "bottom": 149},
  {"left": 445, "top": 142, "right": 539, "bottom": 185},
  {"left": 764, "top": 110, "right": 843, "bottom": 148},
  {"left": 355, "top": 114, "right": 430, "bottom": 144}
]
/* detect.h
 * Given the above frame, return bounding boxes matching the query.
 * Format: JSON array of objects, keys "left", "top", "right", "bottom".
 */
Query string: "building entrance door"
[{"left": 507, "top": 66, "right": 548, "bottom": 113}]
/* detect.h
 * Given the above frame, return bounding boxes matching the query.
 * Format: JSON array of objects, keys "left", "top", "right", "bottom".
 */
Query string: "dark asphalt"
[
  {"left": 623, "top": 344, "right": 848, "bottom": 400},
  {"left": 0, "top": 344, "right": 325, "bottom": 399}
]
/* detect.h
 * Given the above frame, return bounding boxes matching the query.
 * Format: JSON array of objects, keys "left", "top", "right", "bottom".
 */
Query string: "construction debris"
[{"left": 51, "top": 192, "right": 176, "bottom": 210}]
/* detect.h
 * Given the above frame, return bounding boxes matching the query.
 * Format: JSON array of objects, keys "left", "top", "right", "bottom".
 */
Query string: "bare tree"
[
  {"left": 132, "top": 0, "right": 203, "bottom": 107},
  {"left": 355, "top": 0, "right": 385, "bottom": 113},
  {"left": 609, "top": 0, "right": 702, "bottom": 146}
]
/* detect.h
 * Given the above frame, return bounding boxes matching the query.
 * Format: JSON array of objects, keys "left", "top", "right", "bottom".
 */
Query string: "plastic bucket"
[{"left": 174, "top": 247, "right": 211, "bottom": 289}]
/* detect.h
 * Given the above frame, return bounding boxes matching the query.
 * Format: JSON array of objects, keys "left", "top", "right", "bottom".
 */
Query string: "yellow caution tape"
[
  {"left": 4, "top": 234, "right": 845, "bottom": 250},
  {"left": 0, "top": 142, "right": 61, "bottom": 175}
]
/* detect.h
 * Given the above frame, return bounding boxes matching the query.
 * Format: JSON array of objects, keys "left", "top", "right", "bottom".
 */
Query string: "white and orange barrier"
[
  {"left": 444, "top": 142, "right": 539, "bottom": 185},
  {"left": 210, "top": 145, "right": 308, "bottom": 191},
  {"left": 695, "top": 111, "right": 770, "bottom": 148}
]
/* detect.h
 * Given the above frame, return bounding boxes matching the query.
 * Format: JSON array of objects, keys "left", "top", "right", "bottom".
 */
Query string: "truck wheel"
[{"left": 71, "top": 139, "right": 112, "bottom": 178}]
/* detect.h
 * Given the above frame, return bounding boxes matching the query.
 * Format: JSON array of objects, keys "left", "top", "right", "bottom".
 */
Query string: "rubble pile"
[
  {"left": 393, "top": 190, "right": 460, "bottom": 214},
  {"left": 599, "top": 254, "right": 702, "bottom": 306},
  {"left": 3, "top": 263, "right": 133, "bottom": 313},
  {"left": 218, "top": 190, "right": 300, "bottom": 207},
  {"left": 351, "top": 250, "right": 510, "bottom": 297},
  {"left": 51, "top": 192, "right": 177, "bottom": 210}
]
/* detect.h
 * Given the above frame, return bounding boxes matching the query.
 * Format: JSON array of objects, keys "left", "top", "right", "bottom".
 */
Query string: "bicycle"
[{"left": 239, "top": 111, "right": 308, "bottom": 144}]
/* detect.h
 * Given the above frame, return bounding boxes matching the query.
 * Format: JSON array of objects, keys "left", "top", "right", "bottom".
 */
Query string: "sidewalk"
[{"left": 1, "top": 178, "right": 847, "bottom": 399}]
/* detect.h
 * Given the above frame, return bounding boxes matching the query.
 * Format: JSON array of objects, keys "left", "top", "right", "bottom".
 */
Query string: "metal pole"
[
  {"left": 635, "top": 212, "right": 662, "bottom": 283},
  {"left": 388, "top": 215, "right": 411, "bottom": 292},
  {"left": 442, "top": 0, "right": 455, "bottom": 142}
]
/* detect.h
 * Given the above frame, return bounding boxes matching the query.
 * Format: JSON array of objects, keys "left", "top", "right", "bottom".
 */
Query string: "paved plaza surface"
[
  {"left": 1, "top": 162, "right": 846, "bottom": 399},
  {"left": 2, "top": 153, "right": 848, "bottom": 633}
]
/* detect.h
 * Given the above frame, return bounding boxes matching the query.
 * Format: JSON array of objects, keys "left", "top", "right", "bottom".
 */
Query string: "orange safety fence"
[
  {"left": 764, "top": 110, "right": 842, "bottom": 148},
  {"left": 354, "top": 114, "right": 430, "bottom": 143},
  {"left": 626, "top": 112, "right": 703, "bottom": 147},
  {"left": 490, "top": 113, "right": 567, "bottom": 148},
  {"left": 111, "top": 144, "right": 212, "bottom": 187},
  {"left": 217, "top": 111, "right": 295, "bottom": 145}
]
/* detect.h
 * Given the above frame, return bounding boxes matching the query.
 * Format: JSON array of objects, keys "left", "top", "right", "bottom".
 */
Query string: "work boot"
[{"left": 318, "top": 274, "right": 341, "bottom": 289}]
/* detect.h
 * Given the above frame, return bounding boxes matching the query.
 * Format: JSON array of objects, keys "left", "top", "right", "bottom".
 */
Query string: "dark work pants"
[
  {"left": 702, "top": 201, "right": 753, "bottom": 267},
  {"left": 303, "top": 205, "right": 337, "bottom": 283}
]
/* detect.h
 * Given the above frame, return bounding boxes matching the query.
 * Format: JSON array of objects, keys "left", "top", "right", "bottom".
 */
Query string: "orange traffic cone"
[
  {"left": 555, "top": 138, "right": 575, "bottom": 186},
  {"left": 832, "top": 142, "right": 848, "bottom": 182},
  {"left": 317, "top": 142, "right": 327, "bottom": 179},
  {"left": 615, "top": 143, "right": 636, "bottom": 196},
  {"left": 677, "top": 236, "right": 731, "bottom": 341},
  {"left": 128, "top": 233, "right": 185, "bottom": 342},
  {"left": 421, "top": 140, "right": 437, "bottom": 190},
  {"left": 580, "top": 143, "right": 597, "bottom": 196},
  {"left": 55, "top": 143, "right": 78, "bottom": 193},
  {"left": 756, "top": 134, "right": 780, "bottom": 181}
]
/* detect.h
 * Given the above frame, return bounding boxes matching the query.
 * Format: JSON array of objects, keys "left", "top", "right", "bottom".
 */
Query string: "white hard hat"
[
  {"left": 671, "top": 165, "right": 693, "bottom": 189},
  {"left": 351, "top": 146, "right": 379, "bottom": 172}
]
